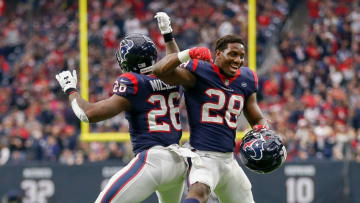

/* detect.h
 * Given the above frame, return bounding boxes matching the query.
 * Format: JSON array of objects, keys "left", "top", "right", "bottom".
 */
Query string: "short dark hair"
[{"left": 215, "top": 35, "right": 245, "bottom": 51}]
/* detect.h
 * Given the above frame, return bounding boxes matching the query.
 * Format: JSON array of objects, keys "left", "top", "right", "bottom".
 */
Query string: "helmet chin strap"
[{"left": 140, "top": 66, "right": 154, "bottom": 74}]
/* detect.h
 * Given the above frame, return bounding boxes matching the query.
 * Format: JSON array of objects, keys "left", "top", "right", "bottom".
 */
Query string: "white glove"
[
  {"left": 154, "top": 12, "right": 172, "bottom": 34},
  {"left": 55, "top": 70, "right": 78, "bottom": 94}
]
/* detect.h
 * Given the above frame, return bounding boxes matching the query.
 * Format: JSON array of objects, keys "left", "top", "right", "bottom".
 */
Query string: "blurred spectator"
[
  {"left": 0, "top": 138, "right": 9, "bottom": 165},
  {"left": 1, "top": 188, "right": 24, "bottom": 203},
  {"left": 258, "top": 0, "right": 360, "bottom": 162}
]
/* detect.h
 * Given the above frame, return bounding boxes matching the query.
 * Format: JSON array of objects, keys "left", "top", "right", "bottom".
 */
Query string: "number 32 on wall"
[{"left": 21, "top": 179, "right": 54, "bottom": 203}]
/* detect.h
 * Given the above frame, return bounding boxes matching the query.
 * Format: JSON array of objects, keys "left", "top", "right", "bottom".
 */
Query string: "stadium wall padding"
[{"left": 0, "top": 161, "right": 357, "bottom": 203}]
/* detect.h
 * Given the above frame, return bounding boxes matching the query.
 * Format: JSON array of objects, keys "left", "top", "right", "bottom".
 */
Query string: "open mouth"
[{"left": 230, "top": 64, "right": 240, "bottom": 73}]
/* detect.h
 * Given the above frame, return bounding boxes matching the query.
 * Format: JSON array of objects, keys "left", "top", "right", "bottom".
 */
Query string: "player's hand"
[
  {"left": 189, "top": 47, "right": 213, "bottom": 63},
  {"left": 55, "top": 70, "right": 78, "bottom": 94},
  {"left": 154, "top": 12, "right": 172, "bottom": 34},
  {"left": 253, "top": 124, "right": 269, "bottom": 132}
]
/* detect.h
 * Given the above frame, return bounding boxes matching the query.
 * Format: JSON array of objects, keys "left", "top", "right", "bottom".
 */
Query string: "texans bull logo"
[
  {"left": 243, "top": 137, "right": 266, "bottom": 160},
  {"left": 119, "top": 39, "right": 134, "bottom": 63}
]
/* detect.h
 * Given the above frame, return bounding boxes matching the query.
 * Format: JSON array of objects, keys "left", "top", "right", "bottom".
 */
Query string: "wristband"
[
  {"left": 163, "top": 32, "right": 174, "bottom": 43},
  {"left": 177, "top": 49, "right": 191, "bottom": 63},
  {"left": 71, "top": 99, "right": 89, "bottom": 122},
  {"left": 66, "top": 88, "right": 78, "bottom": 96}
]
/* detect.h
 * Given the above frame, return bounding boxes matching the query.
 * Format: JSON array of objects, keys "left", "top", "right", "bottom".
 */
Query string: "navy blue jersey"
[
  {"left": 183, "top": 60, "right": 258, "bottom": 152},
  {"left": 112, "top": 72, "right": 182, "bottom": 154}
]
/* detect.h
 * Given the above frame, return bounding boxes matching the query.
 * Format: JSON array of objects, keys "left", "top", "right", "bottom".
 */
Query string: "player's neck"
[{"left": 218, "top": 66, "right": 233, "bottom": 78}]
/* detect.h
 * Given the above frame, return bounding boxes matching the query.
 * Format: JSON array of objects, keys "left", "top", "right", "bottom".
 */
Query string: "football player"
[
  {"left": 152, "top": 34, "right": 272, "bottom": 203},
  {"left": 55, "top": 13, "right": 209, "bottom": 203}
]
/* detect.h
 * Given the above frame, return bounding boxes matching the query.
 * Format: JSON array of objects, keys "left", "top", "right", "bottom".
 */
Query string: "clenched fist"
[{"left": 189, "top": 47, "right": 213, "bottom": 63}]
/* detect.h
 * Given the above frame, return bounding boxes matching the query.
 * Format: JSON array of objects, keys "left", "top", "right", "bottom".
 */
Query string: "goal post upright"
[
  {"left": 248, "top": 0, "right": 256, "bottom": 72},
  {"left": 79, "top": 0, "right": 90, "bottom": 140}
]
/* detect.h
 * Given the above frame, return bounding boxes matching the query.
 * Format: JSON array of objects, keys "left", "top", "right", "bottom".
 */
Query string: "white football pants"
[
  {"left": 187, "top": 150, "right": 255, "bottom": 203},
  {"left": 95, "top": 145, "right": 190, "bottom": 203}
]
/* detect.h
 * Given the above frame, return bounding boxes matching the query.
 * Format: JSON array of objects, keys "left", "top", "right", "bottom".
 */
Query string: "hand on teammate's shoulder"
[{"left": 189, "top": 47, "right": 213, "bottom": 63}]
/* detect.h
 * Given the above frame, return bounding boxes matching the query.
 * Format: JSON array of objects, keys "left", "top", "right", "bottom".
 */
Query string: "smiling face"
[{"left": 215, "top": 42, "right": 245, "bottom": 78}]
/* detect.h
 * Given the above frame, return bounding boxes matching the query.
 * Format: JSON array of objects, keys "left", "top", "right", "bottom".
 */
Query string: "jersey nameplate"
[{"left": 149, "top": 79, "right": 177, "bottom": 91}]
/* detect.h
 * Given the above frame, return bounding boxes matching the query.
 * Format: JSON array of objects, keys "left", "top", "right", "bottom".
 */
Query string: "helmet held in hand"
[{"left": 239, "top": 129, "right": 287, "bottom": 174}]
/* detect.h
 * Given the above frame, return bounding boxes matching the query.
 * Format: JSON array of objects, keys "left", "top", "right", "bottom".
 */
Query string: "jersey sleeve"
[
  {"left": 112, "top": 72, "right": 139, "bottom": 99},
  {"left": 182, "top": 59, "right": 200, "bottom": 73},
  {"left": 241, "top": 67, "right": 258, "bottom": 99},
  {"left": 250, "top": 69, "right": 258, "bottom": 92}
]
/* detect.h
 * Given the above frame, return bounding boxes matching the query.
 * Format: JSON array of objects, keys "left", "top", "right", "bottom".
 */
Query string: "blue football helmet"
[
  {"left": 239, "top": 129, "right": 286, "bottom": 174},
  {"left": 115, "top": 33, "right": 157, "bottom": 74}
]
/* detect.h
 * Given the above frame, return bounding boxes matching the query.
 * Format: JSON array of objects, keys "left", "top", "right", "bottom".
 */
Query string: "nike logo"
[{"left": 119, "top": 79, "right": 127, "bottom": 83}]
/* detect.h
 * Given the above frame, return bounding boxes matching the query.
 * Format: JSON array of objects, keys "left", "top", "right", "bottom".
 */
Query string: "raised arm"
[
  {"left": 154, "top": 12, "right": 180, "bottom": 54},
  {"left": 153, "top": 12, "right": 194, "bottom": 87},
  {"left": 152, "top": 47, "right": 212, "bottom": 88},
  {"left": 68, "top": 93, "right": 130, "bottom": 123},
  {"left": 56, "top": 70, "right": 131, "bottom": 123}
]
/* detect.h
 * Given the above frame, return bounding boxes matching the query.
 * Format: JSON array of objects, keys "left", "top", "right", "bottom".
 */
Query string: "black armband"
[
  {"left": 163, "top": 32, "right": 174, "bottom": 43},
  {"left": 66, "top": 88, "right": 78, "bottom": 96}
]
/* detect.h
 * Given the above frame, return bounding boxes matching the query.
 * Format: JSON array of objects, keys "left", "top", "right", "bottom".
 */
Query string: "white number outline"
[
  {"left": 201, "top": 89, "right": 225, "bottom": 124},
  {"left": 147, "top": 92, "right": 181, "bottom": 132},
  {"left": 113, "top": 81, "right": 127, "bottom": 93},
  {"left": 168, "top": 92, "right": 182, "bottom": 130},
  {"left": 225, "top": 94, "right": 244, "bottom": 129},
  {"left": 201, "top": 88, "right": 244, "bottom": 129}
]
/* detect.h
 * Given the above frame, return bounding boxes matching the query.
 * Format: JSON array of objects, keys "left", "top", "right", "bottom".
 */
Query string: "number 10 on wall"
[{"left": 286, "top": 177, "right": 314, "bottom": 203}]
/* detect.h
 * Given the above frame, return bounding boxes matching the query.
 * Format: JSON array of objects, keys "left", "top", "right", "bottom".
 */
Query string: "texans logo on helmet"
[
  {"left": 119, "top": 39, "right": 134, "bottom": 63},
  {"left": 243, "top": 137, "right": 265, "bottom": 160},
  {"left": 143, "top": 35, "right": 153, "bottom": 43}
]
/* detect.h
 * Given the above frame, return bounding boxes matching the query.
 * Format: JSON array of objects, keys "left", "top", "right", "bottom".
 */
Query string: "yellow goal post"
[{"left": 79, "top": 0, "right": 256, "bottom": 142}]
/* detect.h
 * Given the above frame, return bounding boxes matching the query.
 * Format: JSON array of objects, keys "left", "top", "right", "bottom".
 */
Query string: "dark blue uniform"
[
  {"left": 184, "top": 59, "right": 258, "bottom": 152},
  {"left": 112, "top": 72, "right": 182, "bottom": 154}
]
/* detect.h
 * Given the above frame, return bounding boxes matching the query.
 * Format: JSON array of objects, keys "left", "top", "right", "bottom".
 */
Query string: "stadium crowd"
[
  {"left": 0, "top": 0, "right": 359, "bottom": 165},
  {"left": 256, "top": 0, "right": 360, "bottom": 162}
]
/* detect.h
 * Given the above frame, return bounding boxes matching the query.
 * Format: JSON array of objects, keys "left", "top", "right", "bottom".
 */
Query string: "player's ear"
[{"left": 215, "top": 49, "right": 222, "bottom": 58}]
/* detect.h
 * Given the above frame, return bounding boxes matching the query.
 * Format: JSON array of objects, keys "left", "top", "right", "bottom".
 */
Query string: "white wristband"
[
  {"left": 177, "top": 49, "right": 191, "bottom": 63},
  {"left": 71, "top": 99, "right": 89, "bottom": 122}
]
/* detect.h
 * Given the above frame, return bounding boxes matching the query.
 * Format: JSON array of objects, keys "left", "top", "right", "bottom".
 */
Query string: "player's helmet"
[
  {"left": 115, "top": 33, "right": 157, "bottom": 74},
  {"left": 239, "top": 129, "right": 287, "bottom": 174}
]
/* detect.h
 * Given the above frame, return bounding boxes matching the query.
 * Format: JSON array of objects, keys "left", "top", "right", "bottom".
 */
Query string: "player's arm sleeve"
[
  {"left": 250, "top": 69, "right": 258, "bottom": 93},
  {"left": 113, "top": 73, "right": 139, "bottom": 99},
  {"left": 242, "top": 69, "right": 267, "bottom": 127},
  {"left": 243, "top": 68, "right": 258, "bottom": 100},
  {"left": 183, "top": 59, "right": 200, "bottom": 74}
]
